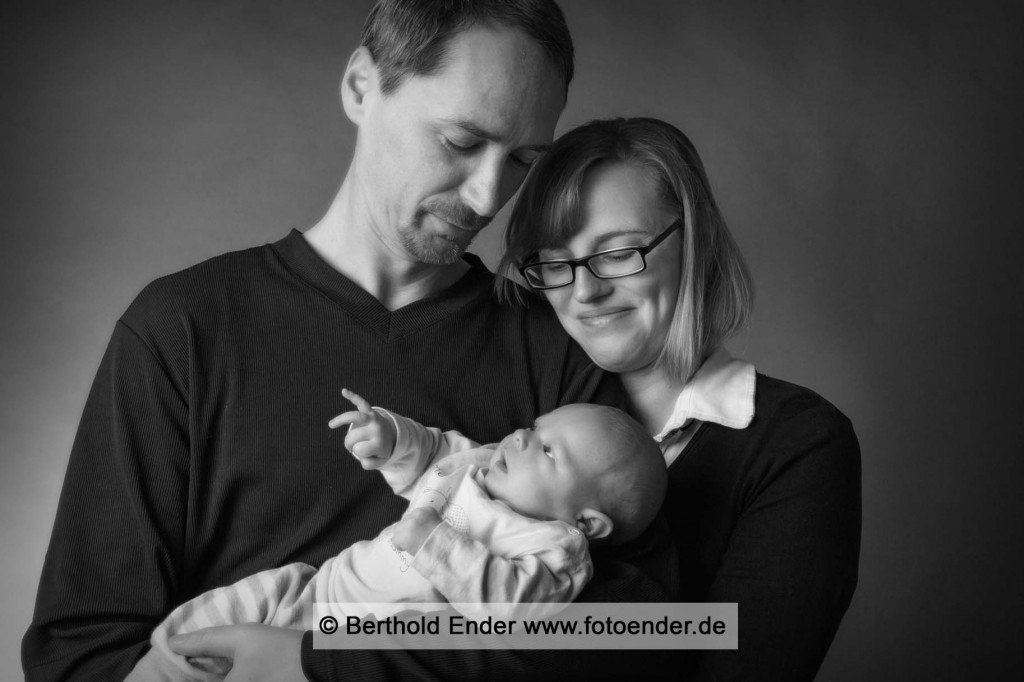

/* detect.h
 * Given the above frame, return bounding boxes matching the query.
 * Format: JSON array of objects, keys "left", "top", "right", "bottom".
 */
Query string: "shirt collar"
[{"left": 653, "top": 348, "right": 756, "bottom": 442}]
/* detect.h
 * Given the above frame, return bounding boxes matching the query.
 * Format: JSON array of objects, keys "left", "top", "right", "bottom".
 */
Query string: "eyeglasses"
[{"left": 519, "top": 219, "right": 682, "bottom": 290}]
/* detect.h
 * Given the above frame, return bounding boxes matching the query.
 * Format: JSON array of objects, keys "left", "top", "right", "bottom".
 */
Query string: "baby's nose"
[{"left": 513, "top": 430, "right": 528, "bottom": 449}]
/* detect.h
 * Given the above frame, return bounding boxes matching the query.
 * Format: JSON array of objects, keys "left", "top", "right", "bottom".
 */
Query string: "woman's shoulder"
[
  {"left": 731, "top": 373, "right": 861, "bottom": 481},
  {"left": 676, "top": 371, "right": 860, "bottom": 511},
  {"left": 683, "top": 371, "right": 859, "bottom": 474},
  {"left": 752, "top": 372, "right": 854, "bottom": 431}
]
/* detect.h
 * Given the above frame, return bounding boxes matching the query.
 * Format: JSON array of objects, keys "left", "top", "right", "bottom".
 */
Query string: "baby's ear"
[{"left": 576, "top": 508, "right": 613, "bottom": 541}]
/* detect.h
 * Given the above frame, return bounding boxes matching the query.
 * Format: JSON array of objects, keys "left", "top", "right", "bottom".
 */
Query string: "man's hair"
[
  {"left": 585, "top": 405, "right": 667, "bottom": 545},
  {"left": 498, "top": 117, "right": 754, "bottom": 384},
  {"left": 360, "top": 0, "right": 574, "bottom": 96}
]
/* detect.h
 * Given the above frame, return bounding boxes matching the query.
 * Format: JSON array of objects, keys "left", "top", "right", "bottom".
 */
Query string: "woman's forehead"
[{"left": 543, "top": 163, "right": 666, "bottom": 246}]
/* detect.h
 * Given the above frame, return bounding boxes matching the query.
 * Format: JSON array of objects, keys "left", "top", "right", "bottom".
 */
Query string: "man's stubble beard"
[
  {"left": 398, "top": 227, "right": 469, "bottom": 265},
  {"left": 400, "top": 200, "right": 491, "bottom": 265}
]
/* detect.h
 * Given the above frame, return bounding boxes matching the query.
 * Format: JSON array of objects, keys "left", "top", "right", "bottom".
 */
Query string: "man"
[{"left": 24, "top": 1, "right": 675, "bottom": 680}]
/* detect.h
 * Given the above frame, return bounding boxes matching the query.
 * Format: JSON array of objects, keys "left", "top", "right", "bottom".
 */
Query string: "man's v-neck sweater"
[{"left": 24, "top": 230, "right": 638, "bottom": 681}]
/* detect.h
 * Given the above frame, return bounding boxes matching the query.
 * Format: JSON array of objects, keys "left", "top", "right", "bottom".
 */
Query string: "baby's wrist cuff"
[{"left": 371, "top": 406, "right": 401, "bottom": 457}]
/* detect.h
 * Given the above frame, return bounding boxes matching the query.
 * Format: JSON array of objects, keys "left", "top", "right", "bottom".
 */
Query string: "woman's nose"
[{"left": 572, "top": 266, "right": 609, "bottom": 303}]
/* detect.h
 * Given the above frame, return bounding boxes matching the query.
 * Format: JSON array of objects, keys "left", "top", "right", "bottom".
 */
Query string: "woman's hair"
[
  {"left": 361, "top": 0, "right": 574, "bottom": 97},
  {"left": 497, "top": 117, "right": 753, "bottom": 383}
]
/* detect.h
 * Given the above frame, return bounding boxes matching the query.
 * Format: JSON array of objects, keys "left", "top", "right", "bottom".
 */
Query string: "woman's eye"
[{"left": 541, "top": 262, "right": 570, "bottom": 275}]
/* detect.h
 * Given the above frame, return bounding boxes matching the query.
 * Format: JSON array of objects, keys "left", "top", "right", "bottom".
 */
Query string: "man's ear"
[
  {"left": 340, "top": 46, "right": 377, "bottom": 125},
  {"left": 577, "top": 508, "right": 613, "bottom": 541}
]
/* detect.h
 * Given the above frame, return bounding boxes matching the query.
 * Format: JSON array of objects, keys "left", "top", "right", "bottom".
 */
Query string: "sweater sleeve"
[
  {"left": 376, "top": 410, "right": 482, "bottom": 498},
  {"left": 695, "top": 404, "right": 862, "bottom": 682},
  {"left": 409, "top": 522, "right": 591, "bottom": 621},
  {"left": 22, "top": 321, "right": 191, "bottom": 681}
]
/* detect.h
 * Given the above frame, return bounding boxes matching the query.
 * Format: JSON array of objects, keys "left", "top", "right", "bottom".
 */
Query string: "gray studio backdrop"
[{"left": 3, "top": 0, "right": 1022, "bottom": 678}]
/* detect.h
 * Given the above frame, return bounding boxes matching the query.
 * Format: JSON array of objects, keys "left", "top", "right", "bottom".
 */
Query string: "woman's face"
[{"left": 540, "top": 162, "right": 683, "bottom": 374}]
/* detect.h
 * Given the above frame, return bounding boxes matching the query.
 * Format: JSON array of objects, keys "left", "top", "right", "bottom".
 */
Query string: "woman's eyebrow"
[
  {"left": 590, "top": 229, "right": 653, "bottom": 247},
  {"left": 542, "top": 229, "right": 651, "bottom": 255}
]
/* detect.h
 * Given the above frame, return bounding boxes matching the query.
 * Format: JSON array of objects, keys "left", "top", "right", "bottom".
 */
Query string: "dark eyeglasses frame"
[{"left": 519, "top": 218, "right": 683, "bottom": 290}]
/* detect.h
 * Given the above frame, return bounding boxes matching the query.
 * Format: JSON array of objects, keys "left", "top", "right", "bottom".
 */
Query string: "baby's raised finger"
[{"left": 341, "top": 388, "right": 374, "bottom": 415}]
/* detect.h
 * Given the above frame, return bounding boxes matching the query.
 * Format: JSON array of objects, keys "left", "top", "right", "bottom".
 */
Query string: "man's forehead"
[
  {"left": 399, "top": 25, "right": 565, "bottom": 133},
  {"left": 441, "top": 22, "right": 567, "bottom": 88}
]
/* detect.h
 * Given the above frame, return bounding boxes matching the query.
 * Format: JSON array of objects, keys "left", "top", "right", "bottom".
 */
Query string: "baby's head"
[{"left": 483, "top": 404, "right": 666, "bottom": 545}]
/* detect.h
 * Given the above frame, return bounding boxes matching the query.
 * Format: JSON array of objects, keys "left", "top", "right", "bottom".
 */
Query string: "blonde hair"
[{"left": 498, "top": 117, "right": 753, "bottom": 383}]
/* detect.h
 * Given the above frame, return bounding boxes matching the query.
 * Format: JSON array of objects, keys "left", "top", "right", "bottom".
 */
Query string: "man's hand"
[
  {"left": 391, "top": 507, "right": 442, "bottom": 555},
  {"left": 328, "top": 388, "right": 396, "bottom": 469},
  {"left": 168, "top": 624, "right": 305, "bottom": 681}
]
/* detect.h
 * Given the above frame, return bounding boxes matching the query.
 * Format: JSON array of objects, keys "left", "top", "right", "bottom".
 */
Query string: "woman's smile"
[{"left": 576, "top": 307, "right": 633, "bottom": 327}]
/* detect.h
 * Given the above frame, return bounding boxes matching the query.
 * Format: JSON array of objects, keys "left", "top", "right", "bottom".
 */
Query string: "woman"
[{"left": 499, "top": 117, "right": 861, "bottom": 681}]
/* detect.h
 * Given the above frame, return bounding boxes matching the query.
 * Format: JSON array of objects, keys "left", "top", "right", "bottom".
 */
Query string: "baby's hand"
[
  {"left": 328, "top": 388, "right": 397, "bottom": 469},
  {"left": 391, "top": 507, "right": 442, "bottom": 555}
]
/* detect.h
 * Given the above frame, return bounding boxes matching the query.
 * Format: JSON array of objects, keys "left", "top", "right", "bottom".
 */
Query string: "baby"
[{"left": 129, "top": 390, "right": 666, "bottom": 681}]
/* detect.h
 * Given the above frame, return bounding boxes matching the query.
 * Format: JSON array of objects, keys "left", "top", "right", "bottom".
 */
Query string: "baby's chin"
[{"left": 479, "top": 464, "right": 503, "bottom": 500}]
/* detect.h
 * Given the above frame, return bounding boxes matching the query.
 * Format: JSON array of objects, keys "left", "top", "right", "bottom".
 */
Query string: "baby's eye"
[{"left": 543, "top": 444, "right": 554, "bottom": 458}]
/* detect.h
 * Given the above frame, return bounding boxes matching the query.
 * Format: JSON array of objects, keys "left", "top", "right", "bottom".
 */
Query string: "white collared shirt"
[{"left": 655, "top": 348, "right": 757, "bottom": 468}]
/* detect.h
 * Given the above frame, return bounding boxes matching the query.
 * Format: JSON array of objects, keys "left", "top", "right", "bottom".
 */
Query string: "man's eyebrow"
[{"left": 441, "top": 118, "right": 551, "bottom": 153}]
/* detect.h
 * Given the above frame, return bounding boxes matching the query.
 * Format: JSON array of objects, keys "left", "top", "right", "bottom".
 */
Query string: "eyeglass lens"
[{"left": 525, "top": 249, "right": 645, "bottom": 287}]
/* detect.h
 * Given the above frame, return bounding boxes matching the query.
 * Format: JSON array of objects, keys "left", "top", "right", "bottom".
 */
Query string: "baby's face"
[{"left": 482, "top": 404, "right": 614, "bottom": 527}]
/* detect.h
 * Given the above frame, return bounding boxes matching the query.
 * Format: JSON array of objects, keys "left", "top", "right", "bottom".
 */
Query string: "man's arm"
[{"left": 23, "top": 321, "right": 191, "bottom": 681}]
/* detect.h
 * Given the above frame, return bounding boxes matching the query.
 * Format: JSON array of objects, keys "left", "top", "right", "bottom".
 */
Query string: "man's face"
[{"left": 354, "top": 25, "right": 566, "bottom": 265}]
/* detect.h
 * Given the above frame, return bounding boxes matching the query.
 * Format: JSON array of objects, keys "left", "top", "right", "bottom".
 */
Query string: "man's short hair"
[{"left": 361, "top": 0, "right": 574, "bottom": 96}]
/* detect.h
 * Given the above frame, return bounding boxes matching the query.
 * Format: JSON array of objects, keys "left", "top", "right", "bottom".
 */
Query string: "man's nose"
[
  {"left": 572, "top": 266, "right": 610, "bottom": 303},
  {"left": 459, "top": 154, "right": 505, "bottom": 219}
]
